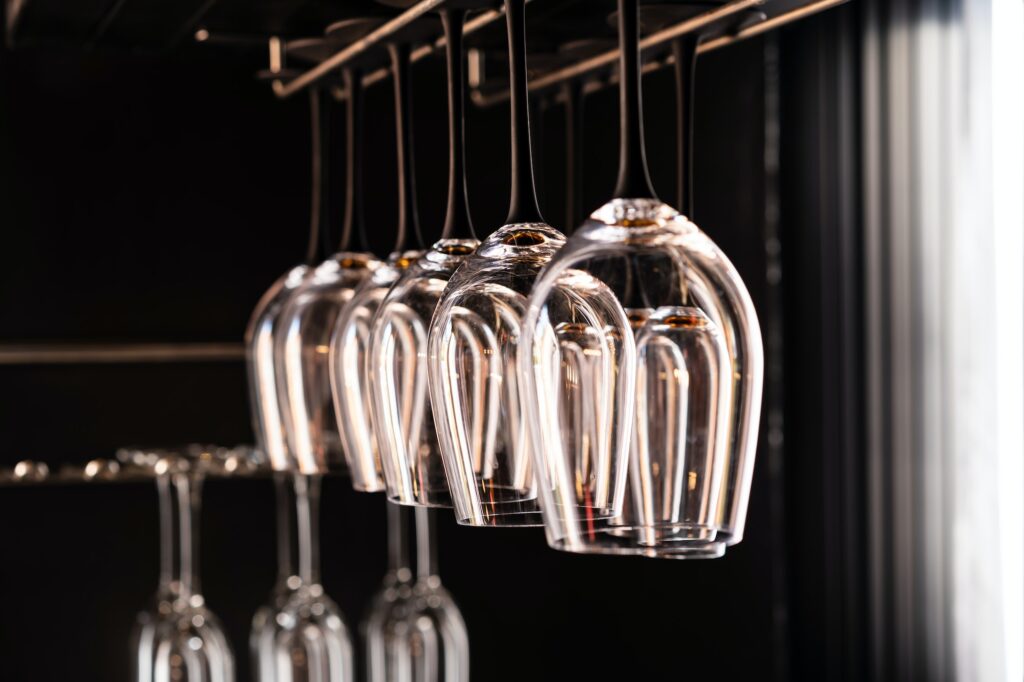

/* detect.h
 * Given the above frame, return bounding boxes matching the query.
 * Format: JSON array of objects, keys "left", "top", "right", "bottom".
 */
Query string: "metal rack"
[
  {"left": 0, "top": 0, "right": 848, "bottom": 489},
  {"left": 0, "top": 445, "right": 266, "bottom": 487},
  {"left": 263, "top": 0, "right": 848, "bottom": 101}
]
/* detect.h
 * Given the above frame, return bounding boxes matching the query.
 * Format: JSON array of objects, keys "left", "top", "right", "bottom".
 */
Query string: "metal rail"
[
  {"left": 0, "top": 343, "right": 244, "bottom": 365},
  {"left": 267, "top": 0, "right": 847, "bottom": 103},
  {"left": 470, "top": 0, "right": 848, "bottom": 106},
  {"left": 272, "top": 0, "right": 508, "bottom": 98}
]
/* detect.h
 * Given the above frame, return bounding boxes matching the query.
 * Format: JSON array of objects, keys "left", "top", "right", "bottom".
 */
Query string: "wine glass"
[
  {"left": 517, "top": 0, "right": 763, "bottom": 557},
  {"left": 275, "top": 45, "right": 382, "bottom": 475},
  {"left": 247, "top": 88, "right": 331, "bottom": 472},
  {"left": 131, "top": 447, "right": 234, "bottom": 682},
  {"left": 670, "top": 31, "right": 764, "bottom": 551},
  {"left": 427, "top": 0, "right": 565, "bottom": 527},
  {"left": 250, "top": 474, "right": 355, "bottom": 682},
  {"left": 369, "top": 8, "right": 480, "bottom": 508},
  {"left": 364, "top": 505, "right": 469, "bottom": 682},
  {"left": 331, "top": 41, "right": 426, "bottom": 493}
]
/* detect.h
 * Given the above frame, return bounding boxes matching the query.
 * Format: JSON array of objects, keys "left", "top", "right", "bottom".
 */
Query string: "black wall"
[{"left": 0, "top": 8, "right": 863, "bottom": 679}]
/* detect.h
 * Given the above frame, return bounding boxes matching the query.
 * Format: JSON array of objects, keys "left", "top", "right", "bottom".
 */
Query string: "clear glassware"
[
  {"left": 520, "top": 199, "right": 762, "bottom": 556},
  {"left": 251, "top": 474, "right": 354, "bottom": 682},
  {"left": 429, "top": 225, "right": 567, "bottom": 526},
  {"left": 369, "top": 240, "right": 477, "bottom": 507},
  {"left": 246, "top": 89, "right": 326, "bottom": 472},
  {"left": 517, "top": 0, "right": 763, "bottom": 556},
  {"left": 607, "top": 305, "right": 734, "bottom": 558},
  {"left": 427, "top": 0, "right": 558, "bottom": 527},
  {"left": 248, "top": 264, "right": 313, "bottom": 471},
  {"left": 332, "top": 252, "right": 421, "bottom": 492},
  {"left": 276, "top": 68, "right": 381, "bottom": 475},
  {"left": 277, "top": 253, "right": 379, "bottom": 474},
  {"left": 369, "top": 8, "right": 479, "bottom": 508},
  {"left": 331, "top": 42, "right": 425, "bottom": 493},
  {"left": 364, "top": 506, "right": 469, "bottom": 682},
  {"left": 132, "top": 452, "right": 234, "bottom": 682}
]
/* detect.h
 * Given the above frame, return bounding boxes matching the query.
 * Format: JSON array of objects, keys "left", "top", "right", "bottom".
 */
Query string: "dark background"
[{"left": 0, "top": 4, "right": 865, "bottom": 680}]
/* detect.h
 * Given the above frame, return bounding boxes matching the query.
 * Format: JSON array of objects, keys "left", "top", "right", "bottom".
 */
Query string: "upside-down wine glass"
[
  {"left": 251, "top": 473, "right": 354, "bottom": 682},
  {"left": 428, "top": 0, "right": 568, "bottom": 527},
  {"left": 133, "top": 450, "right": 234, "bottom": 682},
  {"left": 517, "top": 0, "right": 763, "bottom": 557},
  {"left": 246, "top": 88, "right": 331, "bottom": 472},
  {"left": 331, "top": 40, "right": 426, "bottom": 493},
  {"left": 364, "top": 505, "right": 469, "bottom": 682},
  {"left": 276, "top": 42, "right": 382, "bottom": 474},
  {"left": 669, "top": 30, "right": 763, "bottom": 550},
  {"left": 369, "top": 7, "right": 480, "bottom": 508}
]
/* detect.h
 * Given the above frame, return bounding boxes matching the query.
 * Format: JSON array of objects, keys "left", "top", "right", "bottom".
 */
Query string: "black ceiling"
[
  {"left": 3, "top": 0, "right": 746, "bottom": 60},
  {"left": 4, "top": 0, "right": 627, "bottom": 53}
]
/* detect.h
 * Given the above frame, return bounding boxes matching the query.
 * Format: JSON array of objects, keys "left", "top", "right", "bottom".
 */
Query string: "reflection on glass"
[
  {"left": 523, "top": 268, "right": 635, "bottom": 540},
  {"left": 332, "top": 252, "right": 422, "bottom": 492},
  {"left": 429, "top": 226, "right": 565, "bottom": 526},
  {"left": 276, "top": 254, "right": 380, "bottom": 474},
  {"left": 610, "top": 306, "right": 733, "bottom": 557},
  {"left": 251, "top": 474, "right": 354, "bottom": 682},
  {"left": 364, "top": 505, "right": 469, "bottom": 682},
  {"left": 133, "top": 455, "right": 234, "bottom": 682},
  {"left": 248, "top": 265, "right": 313, "bottom": 471},
  {"left": 369, "top": 242, "right": 478, "bottom": 507}
]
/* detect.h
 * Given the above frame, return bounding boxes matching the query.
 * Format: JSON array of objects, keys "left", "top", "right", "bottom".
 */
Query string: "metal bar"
[
  {"left": 168, "top": 0, "right": 221, "bottom": 47},
  {"left": 272, "top": 0, "right": 510, "bottom": 99},
  {"left": 0, "top": 343, "right": 244, "bottom": 365},
  {"left": 275, "top": 0, "right": 844, "bottom": 102},
  {"left": 337, "top": 7, "right": 507, "bottom": 96},
  {"left": 699, "top": 0, "right": 847, "bottom": 51},
  {"left": 527, "top": 0, "right": 762, "bottom": 92},
  {"left": 87, "top": 0, "right": 131, "bottom": 48},
  {"left": 273, "top": 0, "right": 447, "bottom": 98},
  {"left": 470, "top": 0, "right": 848, "bottom": 107}
]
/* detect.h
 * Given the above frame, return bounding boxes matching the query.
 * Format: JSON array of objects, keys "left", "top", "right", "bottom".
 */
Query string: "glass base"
[
  {"left": 386, "top": 493, "right": 453, "bottom": 509},
  {"left": 351, "top": 480, "right": 386, "bottom": 494},
  {"left": 456, "top": 509, "right": 546, "bottom": 528},
  {"left": 453, "top": 485, "right": 545, "bottom": 527},
  {"left": 548, "top": 523, "right": 727, "bottom": 560}
]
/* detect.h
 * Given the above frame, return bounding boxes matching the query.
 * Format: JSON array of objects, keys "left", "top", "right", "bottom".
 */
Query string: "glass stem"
[
  {"left": 306, "top": 88, "right": 324, "bottom": 265},
  {"left": 341, "top": 68, "right": 369, "bottom": 253},
  {"left": 275, "top": 472, "right": 321, "bottom": 586},
  {"left": 414, "top": 508, "right": 438, "bottom": 581},
  {"left": 439, "top": 8, "right": 476, "bottom": 241},
  {"left": 389, "top": 43, "right": 423, "bottom": 251},
  {"left": 386, "top": 503, "right": 412, "bottom": 581},
  {"left": 504, "top": 0, "right": 544, "bottom": 227},
  {"left": 562, "top": 80, "right": 584, "bottom": 232},
  {"left": 672, "top": 36, "right": 698, "bottom": 216},
  {"left": 158, "top": 468, "right": 201, "bottom": 600},
  {"left": 612, "top": 0, "right": 657, "bottom": 200}
]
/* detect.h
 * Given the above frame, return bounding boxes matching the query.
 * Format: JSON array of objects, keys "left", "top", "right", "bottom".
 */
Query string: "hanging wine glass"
[
  {"left": 517, "top": 0, "right": 763, "bottom": 557},
  {"left": 275, "top": 24, "right": 383, "bottom": 475},
  {"left": 428, "top": 0, "right": 567, "bottom": 527},
  {"left": 369, "top": 7, "right": 480, "bottom": 508},
  {"left": 331, "top": 41, "right": 427, "bottom": 493},
  {"left": 364, "top": 506, "right": 469, "bottom": 682},
  {"left": 246, "top": 88, "right": 331, "bottom": 472},
  {"left": 251, "top": 474, "right": 355, "bottom": 682},
  {"left": 670, "top": 27, "right": 764, "bottom": 550},
  {"left": 132, "top": 447, "right": 234, "bottom": 682}
]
